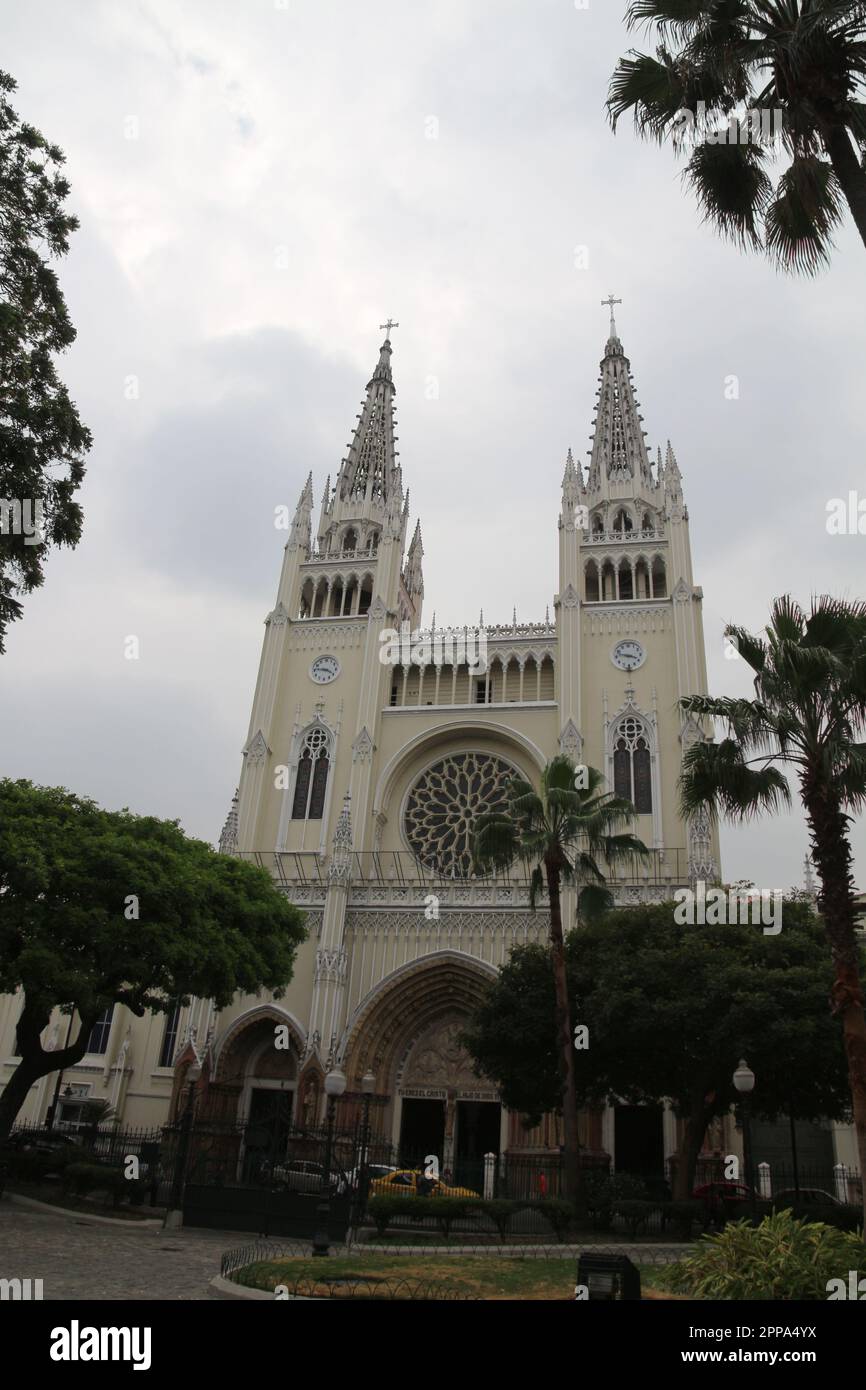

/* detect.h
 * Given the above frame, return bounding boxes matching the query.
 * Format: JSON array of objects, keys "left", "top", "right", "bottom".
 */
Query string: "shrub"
[
  {"left": 661, "top": 1210, "right": 865, "bottom": 1300},
  {"left": 661, "top": 1199, "right": 704, "bottom": 1238},
  {"left": 61, "top": 1162, "right": 132, "bottom": 1206},
  {"left": 531, "top": 1197, "right": 574, "bottom": 1242},
  {"left": 583, "top": 1171, "right": 647, "bottom": 1231},
  {"left": 367, "top": 1194, "right": 405, "bottom": 1236},
  {"left": 367, "top": 1194, "right": 528, "bottom": 1241},
  {"left": 612, "top": 1198, "right": 655, "bottom": 1238},
  {"left": 4, "top": 1145, "right": 77, "bottom": 1184},
  {"left": 430, "top": 1197, "right": 469, "bottom": 1238},
  {"left": 479, "top": 1198, "right": 520, "bottom": 1241}
]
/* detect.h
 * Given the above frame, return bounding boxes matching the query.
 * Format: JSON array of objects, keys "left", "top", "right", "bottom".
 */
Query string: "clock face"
[
  {"left": 611, "top": 640, "right": 646, "bottom": 672},
  {"left": 310, "top": 655, "right": 340, "bottom": 685}
]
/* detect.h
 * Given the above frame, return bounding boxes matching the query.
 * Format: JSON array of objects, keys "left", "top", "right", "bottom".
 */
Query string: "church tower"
[{"left": 560, "top": 298, "right": 720, "bottom": 889}]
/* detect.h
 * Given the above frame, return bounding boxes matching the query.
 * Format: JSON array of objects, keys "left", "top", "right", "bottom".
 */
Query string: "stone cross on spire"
[
  {"left": 601, "top": 294, "right": 622, "bottom": 338},
  {"left": 380, "top": 318, "right": 399, "bottom": 339}
]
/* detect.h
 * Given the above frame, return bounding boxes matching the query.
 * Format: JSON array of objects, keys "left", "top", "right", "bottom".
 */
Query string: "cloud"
[{"left": 1, "top": 0, "right": 863, "bottom": 889}]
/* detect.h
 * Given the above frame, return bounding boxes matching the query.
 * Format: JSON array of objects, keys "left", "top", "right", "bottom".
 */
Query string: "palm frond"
[
  {"left": 679, "top": 736, "right": 792, "bottom": 820},
  {"left": 577, "top": 883, "right": 615, "bottom": 923},
  {"left": 833, "top": 742, "right": 866, "bottom": 811},
  {"left": 769, "top": 593, "right": 806, "bottom": 640},
  {"left": 625, "top": 1, "right": 721, "bottom": 41},
  {"left": 764, "top": 154, "right": 843, "bottom": 274},
  {"left": 723, "top": 623, "right": 767, "bottom": 671},
  {"left": 599, "top": 832, "right": 652, "bottom": 861},
  {"left": 683, "top": 138, "right": 773, "bottom": 248},
  {"left": 528, "top": 864, "right": 545, "bottom": 911}
]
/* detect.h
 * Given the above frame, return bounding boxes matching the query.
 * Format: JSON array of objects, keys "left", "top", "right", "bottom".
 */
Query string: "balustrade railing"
[
  {"left": 238, "top": 848, "right": 690, "bottom": 890},
  {"left": 583, "top": 528, "right": 663, "bottom": 544}
]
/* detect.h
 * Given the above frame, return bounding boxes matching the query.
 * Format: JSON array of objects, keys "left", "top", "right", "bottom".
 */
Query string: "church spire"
[
  {"left": 288, "top": 471, "right": 313, "bottom": 551},
  {"left": 403, "top": 518, "right": 424, "bottom": 600},
  {"left": 585, "top": 299, "right": 653, "bottom": 494},
  {"left": 560, "top": 445, "right": 585, "bottom": 528},
  {"left": 218, "top": 788, "right": 239, "bottom": 856},
  {"left": 335, "top": 328, "right": 399, "bottom": 507}
]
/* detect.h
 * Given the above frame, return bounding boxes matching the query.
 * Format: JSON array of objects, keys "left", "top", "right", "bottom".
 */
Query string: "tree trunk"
[
  {"left": 0, "top": 1057, "right": 47, "bottom": 1140},
  {"left": 544, "top": 855, "right": 584, "bottom": 1214},
  {"left": 0, "top": 1003, "right": 96, "bottom": 1141},
  {"left": 822, "top": 123, "right": 866, "bottom": 252},
  {"left": 803, "top": 783, "right": 866, "bottom": 1238},
  {"left": 671, "top": 1094, "right": 713, "bottom": 1200}
]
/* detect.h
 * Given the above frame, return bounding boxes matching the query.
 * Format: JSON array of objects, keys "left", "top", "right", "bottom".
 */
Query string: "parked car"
[
  {"left": 691, "top": 1181, "right": 754, "bottom": 1221},
  {"left": 772, "top": 1187, "right": 841, "bottom": 1207},
  {"left": 336, "top": 1163, "right": 397, "bottom": 1195},
  {"left": 370, "top": 1168, "right": 480, "bottom": 1199},
  {"left": 7, "top": 1130, "right": 84, "bottom": 1155},
  {"left": 692, "top": 1181, "right": 752, "bottom": 1203},
  {"left": 268, "top": 1159, "right": 343, "bottom": 1194}
]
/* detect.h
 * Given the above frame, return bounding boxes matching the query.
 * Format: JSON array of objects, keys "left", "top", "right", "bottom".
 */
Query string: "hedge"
[{"left": 366, "top": 1193, "right": 578, "bottom": 1241}]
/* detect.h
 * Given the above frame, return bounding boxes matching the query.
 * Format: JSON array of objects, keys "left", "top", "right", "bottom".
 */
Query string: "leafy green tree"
[
  {"left": 0, "top": 70, "right": 90, "bottom": 652},
  {"left": 679, "top": 594, "right": 866, "bottom": 1226},
  {"left": 473, "top": 756, "right": 647, "bottom": 1205},
  {"left": 0, "top": 779, "right": 307, "bottom": 1138},
  {"left": 462, "top": 901, "right": 851, "bottom": 1198},
  {"left": 608, "top": 3, "right": 866, "bottom": 272}
]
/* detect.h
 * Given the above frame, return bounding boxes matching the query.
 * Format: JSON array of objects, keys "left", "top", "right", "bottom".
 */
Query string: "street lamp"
[
  {"left": 312, "top": 1067, "right": 346, "bottom": 1257},
  {"left": 358, "top": 1071, "right": 376, "bottom": 1215},
  {"left": 733, "top": 1058, "right": 757, "bottom": 1223}
]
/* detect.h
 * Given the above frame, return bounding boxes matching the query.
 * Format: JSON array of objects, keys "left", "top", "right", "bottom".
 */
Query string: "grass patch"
[{"left": 233, "top": 1254, "right": 682, "bottom": 1300}]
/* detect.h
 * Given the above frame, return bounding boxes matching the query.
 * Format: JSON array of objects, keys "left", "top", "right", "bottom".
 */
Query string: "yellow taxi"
[{"left": 369, "top": 1168, "right": 479, "bottom": 1199}]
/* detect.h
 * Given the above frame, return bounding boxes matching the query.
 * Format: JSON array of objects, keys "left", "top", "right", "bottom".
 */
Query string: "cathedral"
[
  {"left": 2, "top": 306, "right": 727, "bottom": 1176},
  {"left": 173, "top": 301, "right": 721, "bottom": 1174}
]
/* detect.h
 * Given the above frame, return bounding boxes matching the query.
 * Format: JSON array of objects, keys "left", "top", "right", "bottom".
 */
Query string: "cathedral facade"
[
  {"left": 1, "top": 310, "right": 725, "bottom": 1175},
  {"left": 175, "top": 305, "right": 721, "bottom": 1172}
]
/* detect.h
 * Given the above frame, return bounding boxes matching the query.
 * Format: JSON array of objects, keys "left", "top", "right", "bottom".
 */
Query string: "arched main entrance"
[{"left": 344, "top": 953, "right": 502, "bottom": 1181}]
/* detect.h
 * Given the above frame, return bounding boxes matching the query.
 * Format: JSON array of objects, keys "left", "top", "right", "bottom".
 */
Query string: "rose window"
[{"left": 403, "top": 752, "right": 517, "bottom": 876}]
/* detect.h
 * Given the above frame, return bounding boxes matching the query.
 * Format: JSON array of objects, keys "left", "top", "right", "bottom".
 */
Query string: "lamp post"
[
  {"left": 46, "top": 1013, "right": 76, "bottom": 1130},
  {"left": 165, "top": 1065, "right": 200, "bottom": 1231},
  {"left": 312, "top": 1067, "right": 346, "bottom": 1257},
  {"left": 358, "top": 1071, "right": 375, "bottom": 1214},
  {"left": 733, "top": 1058, "right": 757, "bottom": 1224}
]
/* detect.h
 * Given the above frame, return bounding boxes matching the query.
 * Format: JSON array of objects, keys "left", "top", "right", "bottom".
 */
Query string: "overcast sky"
[{"left": 2, "top": 0, "right": 864, "bottom": 890}]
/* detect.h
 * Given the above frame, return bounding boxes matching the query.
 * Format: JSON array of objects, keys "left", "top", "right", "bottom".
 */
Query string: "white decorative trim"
[
  {"left": 368, "top": 595, "right": 388, "bottom": 620},
  {"left": 352, "top": 726, "right": 374, "bottom": 763},
  {"left": 244, "top": 730, "right": 270, "bottom": 767},
  {"left": 559, "top": 719, "right": 582, "bottom": 760},
  {"left": 267, "top": 602, "right": 290, "bottom": 627}
]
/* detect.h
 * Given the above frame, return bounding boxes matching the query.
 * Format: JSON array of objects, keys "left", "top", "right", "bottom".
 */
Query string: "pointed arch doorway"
[{"left": 345, "top": 953, "right": 505, "bottom": 1185}]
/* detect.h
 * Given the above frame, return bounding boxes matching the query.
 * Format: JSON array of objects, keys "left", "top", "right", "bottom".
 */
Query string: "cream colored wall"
[{"left": 0, "top": 997, "right": 186, "bottom": 1130}]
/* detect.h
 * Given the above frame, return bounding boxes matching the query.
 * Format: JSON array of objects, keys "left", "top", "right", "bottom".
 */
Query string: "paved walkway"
[
  {"left": 0, "top": 1199, "right": 247, "bottom": 1301},
  {"left": 0, "top": 1198, "right": 693, "bottom": 1299}
]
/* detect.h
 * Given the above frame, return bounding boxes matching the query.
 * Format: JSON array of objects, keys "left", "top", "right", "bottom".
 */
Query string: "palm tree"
[
  {"left": 607, "top": 2, "right": 866, "bottom": 273},
  {"left": 679, "top": 595, "right": 866, "bottom": 1228},
  {"left": 474, "top": 756, "right": 648, "bottom": 1205}
]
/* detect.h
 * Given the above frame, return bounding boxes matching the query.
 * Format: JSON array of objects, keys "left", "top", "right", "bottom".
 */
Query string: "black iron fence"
[
  {"left": 7, "top": 1121, "right": 170, "bottom": 1205},
  {"left": 12, "top": 1112, "right": 856, "bottom": 1239}
]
